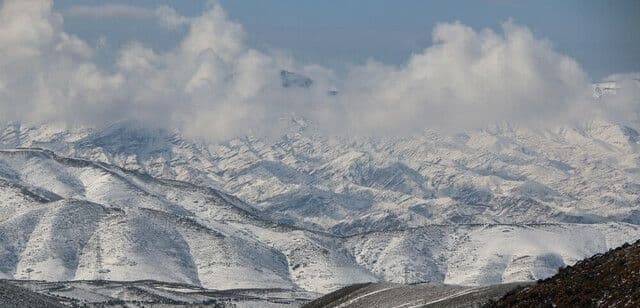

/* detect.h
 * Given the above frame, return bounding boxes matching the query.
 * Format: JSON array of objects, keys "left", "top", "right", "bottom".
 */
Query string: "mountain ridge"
[{"left": 1, "top": 119, "right": 640, "bottom": 296}]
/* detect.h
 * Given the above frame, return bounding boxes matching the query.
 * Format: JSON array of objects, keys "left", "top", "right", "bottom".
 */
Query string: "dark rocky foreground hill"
[
  {"left": 487, "top": 239, "right": 640, "bottom": 307},
  {"left": 0, "top": 280, "right": 66, "bottom": 308}
]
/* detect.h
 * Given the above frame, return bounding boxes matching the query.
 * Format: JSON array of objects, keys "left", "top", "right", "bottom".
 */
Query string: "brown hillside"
[{"left": 487, "top": 239, "right": 640, "bottom": 307}]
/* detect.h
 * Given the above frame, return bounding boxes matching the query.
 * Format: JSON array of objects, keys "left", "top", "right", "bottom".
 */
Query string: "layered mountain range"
[{"left": 1, "top": 116, "right": 639, "bottom": 296}]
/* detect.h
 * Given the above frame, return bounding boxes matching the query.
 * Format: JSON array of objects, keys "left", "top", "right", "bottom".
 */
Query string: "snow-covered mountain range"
[{"left": 1, "top": 115, "right": 639, "bottom": 295}]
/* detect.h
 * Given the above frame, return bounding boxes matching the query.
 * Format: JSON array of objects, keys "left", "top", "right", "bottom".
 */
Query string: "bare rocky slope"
[
  {"left": 0, "top": 280, "right": 66, "bottom": 308},
  {"left": 487, "top": 239, "right": 640, "bottom": 307}
]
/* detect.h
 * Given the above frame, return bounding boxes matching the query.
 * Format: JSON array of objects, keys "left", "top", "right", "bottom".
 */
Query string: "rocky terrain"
[
  {"left": 0, "top": 280, "right": 66, "bottom": 308},
  {"left": 488, "top": 239, "right": 640, "bottom": 307}
]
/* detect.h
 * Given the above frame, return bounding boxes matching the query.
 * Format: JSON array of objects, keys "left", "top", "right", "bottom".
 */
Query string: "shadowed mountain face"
[{"left": 487, "top": 240, "right": 640, "bottom": 307}]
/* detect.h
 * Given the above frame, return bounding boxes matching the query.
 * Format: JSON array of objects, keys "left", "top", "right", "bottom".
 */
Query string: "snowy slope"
[
  {"left": 344, "top": 223, "right": 640, "bottom": 286},
  {"left": 0, "top": 149, "right": 637, "bottom": 291},
  {"left": 0, "top": 148, "right": 376, "bottom": 293},
  {"left": 4, "top": 119, "right": 639, "bottom": 235},
  {"left": 1, "top": 119, "right": 640, "bottom": 295}
]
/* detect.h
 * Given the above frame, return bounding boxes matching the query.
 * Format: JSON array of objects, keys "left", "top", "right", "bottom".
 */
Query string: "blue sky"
[{"left": 53, "top": 0, "right": 639, "bottom": 79}]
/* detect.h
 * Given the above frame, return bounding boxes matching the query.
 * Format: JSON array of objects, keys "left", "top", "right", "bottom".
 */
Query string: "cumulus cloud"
[
  {"left": 0, "top": 0, "right": 638, "bottom": 140},
  {"left": 0, "top": 0, "right": 123, "bottom": 125},
  {"left": 334, "top": 21, "right": 593, "bottom": 134},
  {"left": 154, "top": 5, "right": 191, "bottom": 29}
]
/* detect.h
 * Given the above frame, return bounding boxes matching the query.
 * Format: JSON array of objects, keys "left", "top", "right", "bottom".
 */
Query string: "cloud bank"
[{"left": 0, "top": 0, "right": 638, "bottom": 140}]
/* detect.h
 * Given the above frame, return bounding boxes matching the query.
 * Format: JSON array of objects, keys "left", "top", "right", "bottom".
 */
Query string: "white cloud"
[
  {"left": 0, "top": 0, "right": 637, "bottom": 140},
  {"left": 334, "top": 21, "right": 593, "bottom": 134},
  {"left": 0, "top": 0, "right": 116, "bottom": 124},
  {"left": 154, "top": 5, "right": 191, "bottom": 29}
]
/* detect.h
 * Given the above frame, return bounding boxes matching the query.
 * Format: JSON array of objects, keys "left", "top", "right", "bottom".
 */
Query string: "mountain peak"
[{"left": 280, "top": 70, "right": 314, "bottom": 88}]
